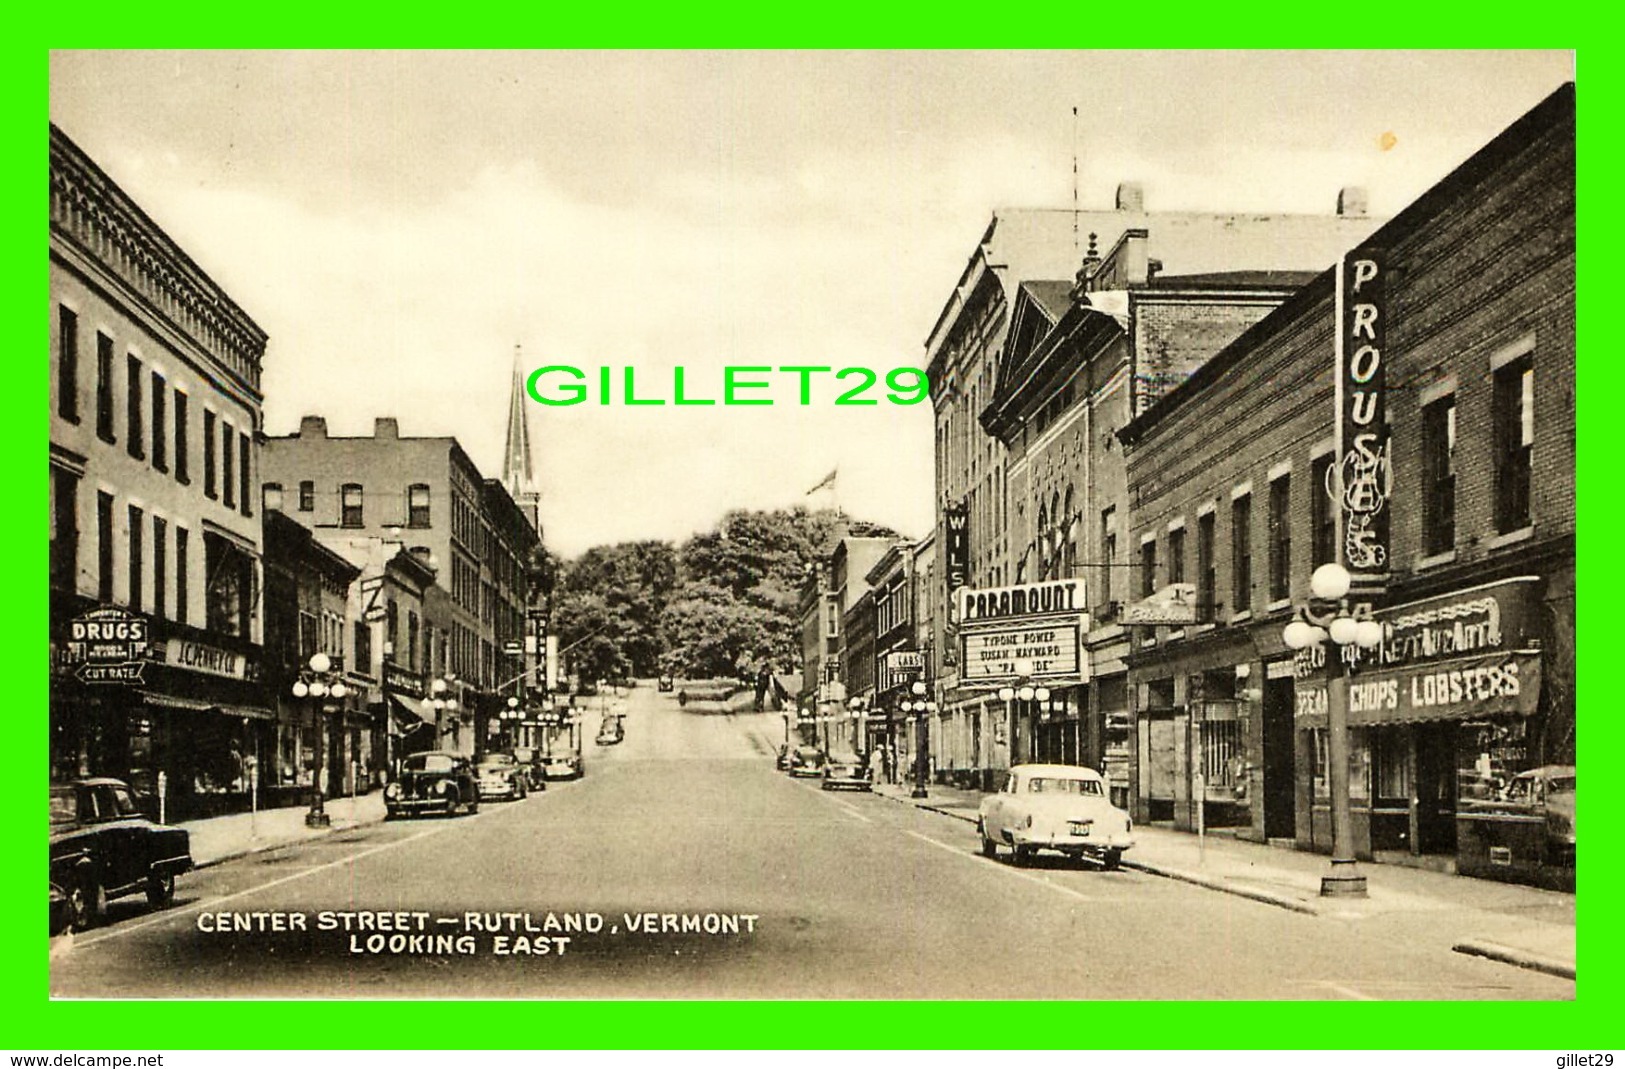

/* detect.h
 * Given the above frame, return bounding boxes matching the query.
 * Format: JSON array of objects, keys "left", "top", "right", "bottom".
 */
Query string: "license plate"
[{"left": 1068, "top": 822, "right": 1092, "bottom": 836}]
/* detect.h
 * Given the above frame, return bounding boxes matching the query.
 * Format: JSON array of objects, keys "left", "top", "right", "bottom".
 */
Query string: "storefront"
[{"left": 1291, "top": 576, "right": 1569, "bottom": 889}]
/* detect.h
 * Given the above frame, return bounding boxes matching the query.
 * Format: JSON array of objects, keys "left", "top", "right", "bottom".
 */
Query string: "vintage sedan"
[
  {"left": 978, "top": 764, "right": 1134, "bottom": 869},
  {"left": 821, "top": 753, "right": 873, "bottom": 792},
  {"left": 595, "top": 715, "right": 625, "bottom": 746},
  {"left": 509, "top": 747, "right": 548, "bottom": 791},
  {"left": 543, "top": 749, "right": 584, "bottom": 780},
  {"left": 385, "top": 751, "right": 480, "bottom": 818},
  {"left": 787, "top": 746, "right": 826, "bottom": 779},
  {"left": 50, "top": 778, "right": 193, "bottom": 931},
  {"left": 475, "top": 753, "right": 529, "bottom": 802}
]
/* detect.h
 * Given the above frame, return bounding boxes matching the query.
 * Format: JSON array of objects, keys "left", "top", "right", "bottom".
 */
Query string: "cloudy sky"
[{"left": 48, "top": 51, "right": 1574, "bottom": 556}]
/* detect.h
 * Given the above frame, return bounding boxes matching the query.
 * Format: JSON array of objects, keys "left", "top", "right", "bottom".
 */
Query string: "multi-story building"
[
  {"left": 50, "top": 124, "right": 271, "bottom": 821},
  {"left": 926, "top": 189, "right": 1383, "bottom": 790},
  {"left": 260, "top": 416, "right": 539, "bottom": 758},
  {"left": 1117, "top": 84, "right": 1574, "bottom": 888}
]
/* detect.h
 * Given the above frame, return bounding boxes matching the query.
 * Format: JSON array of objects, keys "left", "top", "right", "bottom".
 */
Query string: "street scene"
[{"left": 47, "top": 52, "right": 1575, "bottom": 1002}]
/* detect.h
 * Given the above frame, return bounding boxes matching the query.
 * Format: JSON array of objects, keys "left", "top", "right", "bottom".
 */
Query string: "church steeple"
[{"left": 503, "top": 343, "right": 541, "bottom": 533}]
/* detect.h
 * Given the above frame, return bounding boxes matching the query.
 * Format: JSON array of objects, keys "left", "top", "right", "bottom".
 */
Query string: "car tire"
[
  {"left": 466, "top": 797, "right": 480, "bottom": 815},
  {"left": 1101, "top": 848, "right": 1123, "bottom": 872},
  {"left": 1011, "top": 844, "right": 1032, "bottom": 867},
  {"left": 384, "top": 809, "right": 398, "bottom": 821},
  {"left": 71, "top": 873, "right": 106, "bottom": 930},
  {"left": 978, "top": 823, "right": 997, "bottom": 858},
  {"left": 146, "top": 870, "right": 176, "bottom": 908}
]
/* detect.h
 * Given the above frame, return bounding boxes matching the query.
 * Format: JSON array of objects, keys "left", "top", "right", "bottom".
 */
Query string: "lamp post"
[
  {"left": 908, "top": 679, "right": 936, "bottom": 798},
  {"left": 997, "top": 657, "right": 1039, "bottom": 771},
  {"left": 429, "top": 675, "right": 461, "bottom": 753},
  {"left": 292, "top": 652, "right": 349, "bottom": 828},
  {"left": 1282, "top": 562, "right": 1381, "bottom": 899},
  {"left": 503, "top": 695, "right": 521, "bottom": 751},
  {"left": 847, "top": 696, "right": 866, "bottom": 756}
]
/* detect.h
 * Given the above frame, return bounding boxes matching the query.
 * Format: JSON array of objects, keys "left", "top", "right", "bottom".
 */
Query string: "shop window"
[
  {"left": 1372, "top": 727, "right": 1412, "bottom": 802},
  {"left": 1200, "top": 719, "right": 1242, "bottom": 789},
  {"left": 341, "top": 483, "right": 364, "bottom": 528},
  {"left": 1493, "top": 354, "right": 1534, "bottom": 532},
  {"left": 1310, "top": 454, "right": 1336, "bottom": 566},
  {"left": 1268, "top": 475, "right": 1290, "bottom": 601},
  {"left": 408, "top": 484, "right": 431, "bottom": 528},
  {"left": 57, "top": 305, "right": 79, "bottom": 422},
  {"left": 1422, "top": 396, "right": 1457, "bottom": 554}
]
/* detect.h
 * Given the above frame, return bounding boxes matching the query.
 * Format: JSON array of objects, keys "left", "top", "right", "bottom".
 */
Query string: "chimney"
[
  {"left": 1337, "top": 186, "right": 1369, "bottom": 216},
  {"left": 374, "top": 417, "right": 399, "bottom": 440},
  {"left": 1115, "top": 182, "right": 1144, "bottom": 212},
  {"left": 298, "top": 416, "right": 328, "bottom": 439}
]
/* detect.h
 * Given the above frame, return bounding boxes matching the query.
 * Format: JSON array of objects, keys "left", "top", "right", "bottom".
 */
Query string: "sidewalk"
[
  {"left": 178, "top": 791, "right": 389, "bottom": 869},
  {"left": 873, "top": 781, "right": 1576, "bottom": 980}
]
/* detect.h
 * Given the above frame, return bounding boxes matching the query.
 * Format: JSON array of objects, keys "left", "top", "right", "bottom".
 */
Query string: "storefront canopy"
[
  {"left": 1296, "top": 650, "right": 1541, "bottom": 730},
  {"left": 141, "top": 690, "right": 274, "bottom": 720},
  {"left": 387, "top": 693, "right": 433, "bottom": 736}
]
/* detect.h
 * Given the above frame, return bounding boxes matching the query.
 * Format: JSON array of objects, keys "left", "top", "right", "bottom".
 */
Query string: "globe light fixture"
[{"left": 1310, "top": 562, "right": 1352, "bottom": 601}]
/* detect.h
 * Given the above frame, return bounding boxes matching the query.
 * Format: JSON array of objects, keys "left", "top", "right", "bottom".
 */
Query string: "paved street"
[{"left": 51, "top": 685, "right": 1574, "bottom": 1000}]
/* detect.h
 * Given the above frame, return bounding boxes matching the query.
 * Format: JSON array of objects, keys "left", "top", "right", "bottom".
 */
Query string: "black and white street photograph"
[{"left": 46, "top": 50, "right": 1576, "bottom": 1002}]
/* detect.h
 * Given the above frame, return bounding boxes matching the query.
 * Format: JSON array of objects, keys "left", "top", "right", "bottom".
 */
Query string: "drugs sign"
[{"left": 66, "top": 607, "right": 149, "bottom": 685}]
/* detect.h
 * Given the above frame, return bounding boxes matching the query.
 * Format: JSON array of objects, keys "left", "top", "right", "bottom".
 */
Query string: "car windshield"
[
  {"left": 49, "top": 789, "right": 77, "bottom": 825},
  {"left": 1028, "top": 776, "right": 1103, "bottom": 796},
  {"left": 406, "top": 754, "right": 456, "bottom": 773},
  {"left": 480, "top": 755, "right": 514, "bottom": 767},
  {"left": 1547, "top": 774, "right": 1576, "bottom": 792}
]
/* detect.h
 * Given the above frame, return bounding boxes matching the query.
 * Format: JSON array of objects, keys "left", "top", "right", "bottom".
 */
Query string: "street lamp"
[
  {"left": 504, "top": 694, "right": 521, "bottom": 750},
  {"left": 429, "top": 675, "right": 461, "bottom": 751},
  {"left": 997, "top": 657, "right": 1038, "bottom": 772},
  {"left": 292, "top": 652, "right": 348, "bottom": 828},
  {"left": 1282, "top": 562, "right": 1381, "bottom": 899},
  {"left": 847, "top": 696, "right": 865, "bottom": 755},
  {"left": 908, "top": 679, "right": 935, "bottom": 798}
]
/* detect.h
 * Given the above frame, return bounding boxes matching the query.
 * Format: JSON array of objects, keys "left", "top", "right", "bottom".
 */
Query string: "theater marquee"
[{"left": 956, "top": 580, "right": 1089, "bottom": 684}]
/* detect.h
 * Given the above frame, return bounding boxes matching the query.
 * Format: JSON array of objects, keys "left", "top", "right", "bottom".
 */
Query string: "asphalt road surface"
[{"left": 50, "top": 684, "right": 1575, "bottom": 1000}]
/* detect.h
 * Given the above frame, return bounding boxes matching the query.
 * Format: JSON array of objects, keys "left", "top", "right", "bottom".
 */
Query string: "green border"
[{"left": 14, "top": 34, "right": 1610, "bottom": 1050}]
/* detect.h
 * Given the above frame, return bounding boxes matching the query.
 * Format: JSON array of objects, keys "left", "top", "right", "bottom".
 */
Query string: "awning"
[
  {"left": 141, "top": 691, "right": 275, "bottom": 721},
  {"left": 1295, "top": 650, "right": 1541, "bottom": 729},
  {"left": 388, "top": 693, "right": 433, "bottom": 736}
]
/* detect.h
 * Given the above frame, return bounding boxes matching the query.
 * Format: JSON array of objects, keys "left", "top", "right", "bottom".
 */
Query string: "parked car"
[
  {"left": 50, "top": 778, "right": 193, "bottom": 931},
  {"left": 49, "top": 882, "right": 73, "bottom": 937},
  {"left": 821, "top": 753, "right": 872, "bottom": 792},
  {"left": 596, "top": 715, "right": 625, "bottom": 746},
  {"left": 509, "top": 747, "right": 547, "bottom": 791},
  {"left": 543, "top": 749, "right": 584, "bottom": 780},
  {"left": 1508, "top": 764, "right": 1576, "bottom": 863},
  {"left": 658, "top": 675, "right": 676, "bottom": 693},
  {"left": 475, "top": 753, "right": 529, "bottom": 802},
  {"left": 385, "top": 751, "right": 480, "bottom": 819},
  {"left": 788, "top": 746, "right": 826, "bottom": 779},
  {"left": 977, "top": 764, "right": 1134, "bottom": 869}
]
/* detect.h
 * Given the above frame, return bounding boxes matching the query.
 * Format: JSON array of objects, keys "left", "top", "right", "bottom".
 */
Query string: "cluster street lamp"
[
  {"left": 1281, "top": 561, "right": 1382, "bottom": 899},
  {"left": 498, "top": 694, "right": 522, "bottom": 750},
  {"left": 899, "top": 679, "right": 937, "bottom": 798},
  {"left": 846, "top": 696, "right": 866, "bottom": 755},
  {"left": 291, "top": 652, "right": 349, "bottom": 829},
  {"left": 429, "top": 674, "right": 461, "bottom": 751},
  {"left": 997, "top": 658, "right": 1049, "bottom": 768}
]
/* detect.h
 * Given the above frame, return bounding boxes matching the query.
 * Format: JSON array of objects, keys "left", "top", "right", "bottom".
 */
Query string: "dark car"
[
  {"left": 822, "top": 753, "right": 873, "bottom": 792},
  {"left": 658, "top": 675, "right": 675, "bottom": 693},
  {"left": 50, "top": 778, "right": 192, "bottom": 932},
  {"left": 509, "top": 747, "right": 547, "bottom": 791},
  {"left": 385, "top": 751, "right": 480, "bottom": 819},
  {"left": 475, "top": 753, "right": 529, "bottom": 802},
  {"left": 788, "top": 746, "right": 826, "bottom": 779}
]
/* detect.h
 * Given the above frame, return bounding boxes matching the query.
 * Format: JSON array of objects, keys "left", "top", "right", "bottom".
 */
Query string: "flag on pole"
[{"left": 805, "top": 467, "right": 838, "bottom": 496}]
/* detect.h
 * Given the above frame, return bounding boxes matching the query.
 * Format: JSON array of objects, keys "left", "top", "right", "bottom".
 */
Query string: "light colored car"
[
  {"left": 475, "top": 753, "right": 528, "bottom": 802},
  {"left": 1507, "top": 764, "right": 1575, "bottom": 862},
  {"left": 543, "top": 750, "right": 583, "bottom": 780},
  {"left": 977, "top": 764, "right": 1134, "bottom": 869},
  {"left": 822, "top": 753, "right": 872, "bottom": 792}
]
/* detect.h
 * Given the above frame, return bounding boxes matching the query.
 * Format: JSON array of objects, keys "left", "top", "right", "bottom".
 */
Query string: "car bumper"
[
  {"left": 1011, "top": 830, "right": 1135, "bottom": 853},
  {"left": 387, "top": 797, "right": 458, "bottom": 816},
  {"left": 789, "top": 768, "right": 823, "bottom": 778},
  {"left": 478, "top": 783, "right": 520, "bottom": 800},
  {"left": 822, "top": 777, "right": 872, "bottom": 790}
]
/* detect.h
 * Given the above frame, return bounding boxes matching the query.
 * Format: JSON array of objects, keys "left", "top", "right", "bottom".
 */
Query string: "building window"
[
  {"left": 239, "top": 430, "right": 252, "bottom": 517},
  {"left": 341, "top": 484, "right": 364, "bottom": 528},
  {"left": 150, "top": 371, "right": 167, "bottom": 472},
  {"left": 50, "top": 467, "right": 79, "bottom": 592},
  {"left": 96, "top": 333, "right": 115, "bottom": 444},
  {"left": 153, "top": 515, "right": 167, "bottom": 620},
  {"left": 222, "top": 422, "right": 236, "bottom": 509},
  {"left": 408, "top": 611, "right": 420, "bottom": 671},
  {"left": 298, "top": 611, "right": 318, "bottom": 662},
  {"left": 408, "top": 484, "right": 431, "bottom": 528},
  {"left": 263, "top": 483, "right": 284, "bottom": 512},
  {"left": 97, "top": 491, "right": 114, "bottom": 601},
  {"left": 203, "top": 410, "right": 217, "bottom": 498},
  {"left": 1422, "top": 396, "right": 1457, "bottom": 554},
  {"left": 1100, "top": 507, "right": 1116, "bottom": 608},
  {"left": 128, "top": 505, "right": 143, "bottom": 611},
  {"left": 354, "top": 619, "right": 372, "bottom": 675},
  {"left": 174, "top": 391, "right": 189, "bottom": 484},
  {"left": 1268, "top": 475, "right": 1290, "bottom": 602},
  {"left": 204, "top": 533, "right": 252, "bottom": 638},
  {"left": 1139, "top": 537, "right": 1157, "bottom": 599},
  {"left": 1167, "top": 526, "right": 1186, "bottom": 587},
  {"left": 1232, "top": 493, "right": 1252, "bottom": 613},
  {"left": 176, "top": 527, "right": 189, "bottom": 626},
  {"left": 126, "top": 354, "right": 144, "bottom": 460},
  {"left": 1494, "top": 355, "right": 1534, "bottom": 533},
  {"left": 298, "top": 480, "right": 315, "bottom": 512},
  {"left": 1197, "top": 512, "right": 1216, "bottom": 622},
  {"left": 57, "top": 306, "right": 79, "bottom": 422},
  {"left": 386, "top": 600, "right": 399, "bottom": 658},
  {"left": 1310, "top": 454, "right": 1335, "bottom": 567}
]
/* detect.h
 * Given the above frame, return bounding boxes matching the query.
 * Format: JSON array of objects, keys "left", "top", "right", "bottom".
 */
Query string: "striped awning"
[{"left": 141, "top": 690, "right": 274, "bottom": 721}]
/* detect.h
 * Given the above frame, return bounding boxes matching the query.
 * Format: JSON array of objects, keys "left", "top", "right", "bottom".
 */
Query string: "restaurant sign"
[
  {"left": 384, "top": 663, "right": 426, "bottom": 699},
  {"left": 1295, "top": 651, "right": 1540, "bottom": 727},
  {"left": 1336, "top": 249, "right": 1392, "bottom": 598}
]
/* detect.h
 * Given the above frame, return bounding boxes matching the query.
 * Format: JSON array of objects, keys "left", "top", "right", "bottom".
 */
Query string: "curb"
[
  {"left": 190, "top": 809, "right": 388, "bottom": 870},
  {"left": 1452, "top": 938, "right": 1576, "bottom": 980}
]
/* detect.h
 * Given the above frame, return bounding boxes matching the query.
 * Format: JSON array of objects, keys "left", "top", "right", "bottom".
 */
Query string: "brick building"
[
  {"left": 50, "top": 124, "right": 272, "bottom": 821},
  {"left": 1118, "top": 84, "right": 1574, "bottom": 887},
  {"left": 926, "top": 192, "right": 1382, "bottom": 789}
]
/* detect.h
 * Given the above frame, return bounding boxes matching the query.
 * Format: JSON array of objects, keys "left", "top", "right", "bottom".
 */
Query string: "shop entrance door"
[
  {"left": 1415, "top": 721, "right": 1458, "bottom": 854},
  {"left": 1263, "top": 677, "right": 1296, "bottom": 839}
]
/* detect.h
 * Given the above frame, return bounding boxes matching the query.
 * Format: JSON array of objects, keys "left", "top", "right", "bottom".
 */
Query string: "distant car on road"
[
  {"left": 543, "top": 749, "right": 584, "bottom": 780},
  {"left": 50, "top": 778, "right": 192, "bottom": 931},
  {"left": 821, "top": 753, "right": 872, "bottom": 792},
  {"left": 475, "top": 753, "right": 529, "bottom": 802},
  {"left": 978, "top": 764, "right": 1134, "bottom": 869},
  {"left": 385, "top": 751, "right": 480, "bottom": 819},
  {"left": 658, "top": 675, "right": 675, "bottom": 693},
  {"left": 596, "top": 715, "right": 625, "bottom": 746},
  {"left": 509, "top": 747, "right": 547, "bottom": 791},
  {"left": 788, "top": 746, "right": 826, "bottom": 779}
]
